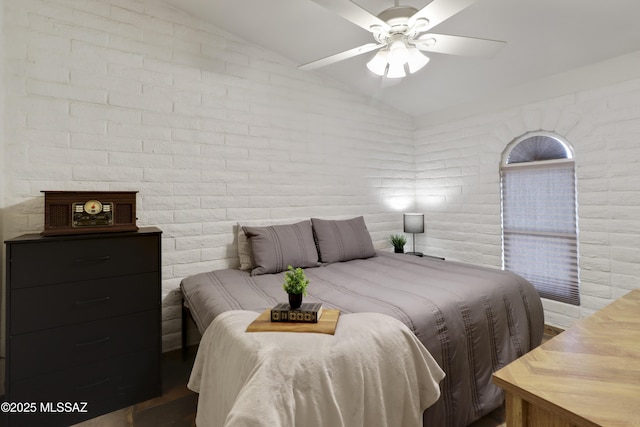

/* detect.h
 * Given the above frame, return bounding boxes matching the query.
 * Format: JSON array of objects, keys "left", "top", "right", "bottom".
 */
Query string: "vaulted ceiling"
[{"left": 163, "top": 0, "right": 640, "bottom": 118}]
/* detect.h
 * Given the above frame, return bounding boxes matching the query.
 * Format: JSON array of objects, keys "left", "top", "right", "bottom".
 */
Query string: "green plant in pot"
[
  {"left": 283, "top": 265, "right": 309, "bottom": 309},
  {"left": 389, "top": 234, "right": 407, "bottom": 253}
]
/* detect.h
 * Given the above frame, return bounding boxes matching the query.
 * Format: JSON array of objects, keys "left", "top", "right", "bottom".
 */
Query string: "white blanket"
[{"left": 188, "top": 311, "right": 445, "bottom": 427}]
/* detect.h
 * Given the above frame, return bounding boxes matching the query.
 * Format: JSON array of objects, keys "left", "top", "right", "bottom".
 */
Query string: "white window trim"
[
  {"left": 501, "top": 130, "right": 575, "bottom": 168},
  {"left": 500, "top": 131, "right": 580, "bottom": 306}
]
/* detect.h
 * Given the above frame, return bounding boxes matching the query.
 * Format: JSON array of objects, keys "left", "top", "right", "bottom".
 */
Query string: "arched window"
[{"left": 501, "top": 132, "right": 580, "bottom": 305}]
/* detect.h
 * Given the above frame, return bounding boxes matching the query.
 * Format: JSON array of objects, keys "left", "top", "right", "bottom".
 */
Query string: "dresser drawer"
[
  {"left": 9, "top": 348, "right": 160, "bottom": 423},
  {"left": 10, "top": 310, "right": 159, "bottom": 381},
  {"left": 4, "top": 228, "right": 162, "bottom": 427},
  {"left": 10, "top": 272, "right": 159, "bottom": 335},
  {"left": 9, "top": 234, "right": 159, "bottom": 288}
]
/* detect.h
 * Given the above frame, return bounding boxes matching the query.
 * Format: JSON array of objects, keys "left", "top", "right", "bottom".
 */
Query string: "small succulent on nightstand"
[
  {"left": 283, "top": 265, "right": 309, "bottom": 309},
  {"left": 389, "top": 234, "right": 407, "bottom": 253}
]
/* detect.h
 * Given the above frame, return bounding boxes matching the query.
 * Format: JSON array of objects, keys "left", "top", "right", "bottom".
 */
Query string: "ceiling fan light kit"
[
  {"left": 366, "top": 37, "right": 430, "bottom": 78},
  {"left": 302, "top": 0, "right": 506, "bottom": 80}
]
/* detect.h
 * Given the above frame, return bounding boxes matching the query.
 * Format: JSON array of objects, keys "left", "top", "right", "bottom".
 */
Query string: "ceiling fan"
[{"left": 300, "top": 0, "right": 505, "bottom": 78}]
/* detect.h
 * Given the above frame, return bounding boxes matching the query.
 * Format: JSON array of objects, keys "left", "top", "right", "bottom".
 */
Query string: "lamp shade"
[
  {"left": 403, "top": 213, "right": 424, "bottom": 234},
  {"left": 407, "top": 47, "right": 430, "bottom": 74},
  {"left": 388, "top": 40, "right": 410, "bottom": 64},
  {"left": 386, "top": 61, "right": 406, "bottom": 78},
  {"left": 366, "top": 50, "right": 388, "bottom": 76}
]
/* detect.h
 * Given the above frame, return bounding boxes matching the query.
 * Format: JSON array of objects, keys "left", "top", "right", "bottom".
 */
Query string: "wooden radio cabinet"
[{"left": 42, "top": 191, "right": 138, "bottom": 236}]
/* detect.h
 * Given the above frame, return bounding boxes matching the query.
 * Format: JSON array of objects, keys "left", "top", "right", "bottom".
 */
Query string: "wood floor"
[
  {"left": 72, "top": 347, "right": 199, "bottom": 427},
  {"left": 73, "top": 331, "right": 557, "bottom": 427}
]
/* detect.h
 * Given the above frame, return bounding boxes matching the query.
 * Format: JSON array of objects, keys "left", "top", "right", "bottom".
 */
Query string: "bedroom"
[{"left": 1, "top": 0, "right": 640, "bottom": 425}]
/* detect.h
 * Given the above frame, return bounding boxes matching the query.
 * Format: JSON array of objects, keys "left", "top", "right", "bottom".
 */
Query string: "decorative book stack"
[{"left": 271, "top": 302, "right": 323, "bottom": 323}]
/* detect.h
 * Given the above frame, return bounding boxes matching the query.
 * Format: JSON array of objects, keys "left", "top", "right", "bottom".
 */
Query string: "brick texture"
[
  {"left": 3, "top": 0, "right": 640, "bottom": 351},
  {"left": 415, "top": 78, "right": 640, "bottom": 329},
  {"left": 1, "top": 0, "right": 414, "bottom": 351}
]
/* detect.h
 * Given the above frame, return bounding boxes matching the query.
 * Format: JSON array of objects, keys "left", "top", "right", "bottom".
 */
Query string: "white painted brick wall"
[
  {"left": 6, "top": 0, "right": 637, "bottom": 352},
  {"left": 2, "top": 0, "right": 415, "bottom": 351},
  {"left": 416, "top": 76, "right": 640, "bottom": 330}
]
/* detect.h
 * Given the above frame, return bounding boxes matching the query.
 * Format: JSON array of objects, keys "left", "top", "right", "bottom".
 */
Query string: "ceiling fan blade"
[
  {"left": 308, "top": 0, "right": 390, "bottom": 33},
  {"left": 413, "top": 33, "right": 505, "bottom": 57},
  {"left": 299, "top": 43, "right": 384, "bottom": 70},
  {"left": 409, "top": 0, "right": 479, "bottom": 30}
]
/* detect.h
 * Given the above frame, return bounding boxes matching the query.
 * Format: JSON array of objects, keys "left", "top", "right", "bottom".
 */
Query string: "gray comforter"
[{"left": 181, "top": 252, "right": 544, "bottom": 427}]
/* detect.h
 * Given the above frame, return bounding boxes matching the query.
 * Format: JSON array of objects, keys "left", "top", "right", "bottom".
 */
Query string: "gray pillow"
[
  {"left": 311, "top": 216, "right": 376, "bottom": 263},
  {"left": 243, "top": 221, "right": 319, "bottom": 275}
]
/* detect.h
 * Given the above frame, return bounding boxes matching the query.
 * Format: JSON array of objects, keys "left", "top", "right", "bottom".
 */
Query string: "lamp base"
[{"left": 406, "top": 251, "right": 423, "bottom": 257}]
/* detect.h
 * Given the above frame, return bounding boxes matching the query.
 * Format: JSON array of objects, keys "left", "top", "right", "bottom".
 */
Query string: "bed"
[
  {"left": 181, "top": 217, "right": 545, "bottom": 427},
  {"left": 188, "top": 310, "right": 447, "bottom": 427}
]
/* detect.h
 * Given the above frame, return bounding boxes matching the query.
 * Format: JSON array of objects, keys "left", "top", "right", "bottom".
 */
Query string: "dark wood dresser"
[{"left": 3, "top": 227, "right": 162, "bottom": 426}]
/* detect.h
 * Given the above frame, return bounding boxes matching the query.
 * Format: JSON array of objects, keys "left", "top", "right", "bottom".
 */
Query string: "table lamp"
[{"left": 403, "top": 213, "right": 424, "bottom": 257}]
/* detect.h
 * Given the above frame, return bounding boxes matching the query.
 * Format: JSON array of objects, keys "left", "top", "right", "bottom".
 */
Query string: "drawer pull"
[
  {"left": 76, "top": 377, "right": 110, "bottom": 390},
  {"left": 74, "top": 255, "right": 111, "bottom": 263},
  {"left": 75, "top": 296, "right": 111, "bottom": 305},
  {"left": 76, "top": 336, "right": 111, "bottom": 347}
]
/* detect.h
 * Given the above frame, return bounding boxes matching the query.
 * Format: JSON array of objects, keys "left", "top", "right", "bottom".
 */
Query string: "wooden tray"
[{"left": 246, "top": 309, "right": 340, "bottom": 335}]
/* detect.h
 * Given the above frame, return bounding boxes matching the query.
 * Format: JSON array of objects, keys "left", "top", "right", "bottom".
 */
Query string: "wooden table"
[{"left": 493, "top": 289, "right": 640, "bottom": 427}]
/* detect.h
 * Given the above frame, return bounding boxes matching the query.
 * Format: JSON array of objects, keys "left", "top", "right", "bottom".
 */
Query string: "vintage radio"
[{"left": 42, "top": 191, "right": 138, "bottom": 236}]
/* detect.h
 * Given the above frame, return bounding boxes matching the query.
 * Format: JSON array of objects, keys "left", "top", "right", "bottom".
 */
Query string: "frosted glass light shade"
[
  {"left": 407, "top": 48, "right": 430, "bottom": 73},
  {"left": 366, "top": 50, "right": 388, "bottom": 76},
  {"left": 366, "top": 40, "right": 428, "bottom": 79},
  {"left": 388, "top": 40, "right": 410, "bottom": 64},
  {"left": 386, "top": 61, "right": 406, "bottom": 78}
]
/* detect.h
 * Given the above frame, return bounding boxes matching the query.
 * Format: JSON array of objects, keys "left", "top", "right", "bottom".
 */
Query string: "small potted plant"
[
  {"left": 283, "top": 265, "right": 309, "bottom": 309},
  {"left": 389, "top": 234, "right": 407, "bottom": 253}
]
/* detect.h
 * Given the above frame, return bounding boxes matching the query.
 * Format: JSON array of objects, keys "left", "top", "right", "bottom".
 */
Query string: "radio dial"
[{"left": 83, "top": 200, "right": 103, "bottom": 215}]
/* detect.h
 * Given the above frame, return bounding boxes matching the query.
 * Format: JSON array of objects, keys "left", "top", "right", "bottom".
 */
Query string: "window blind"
[{"left": 502, "top": 161, "right": 580, "bottom": 305}]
